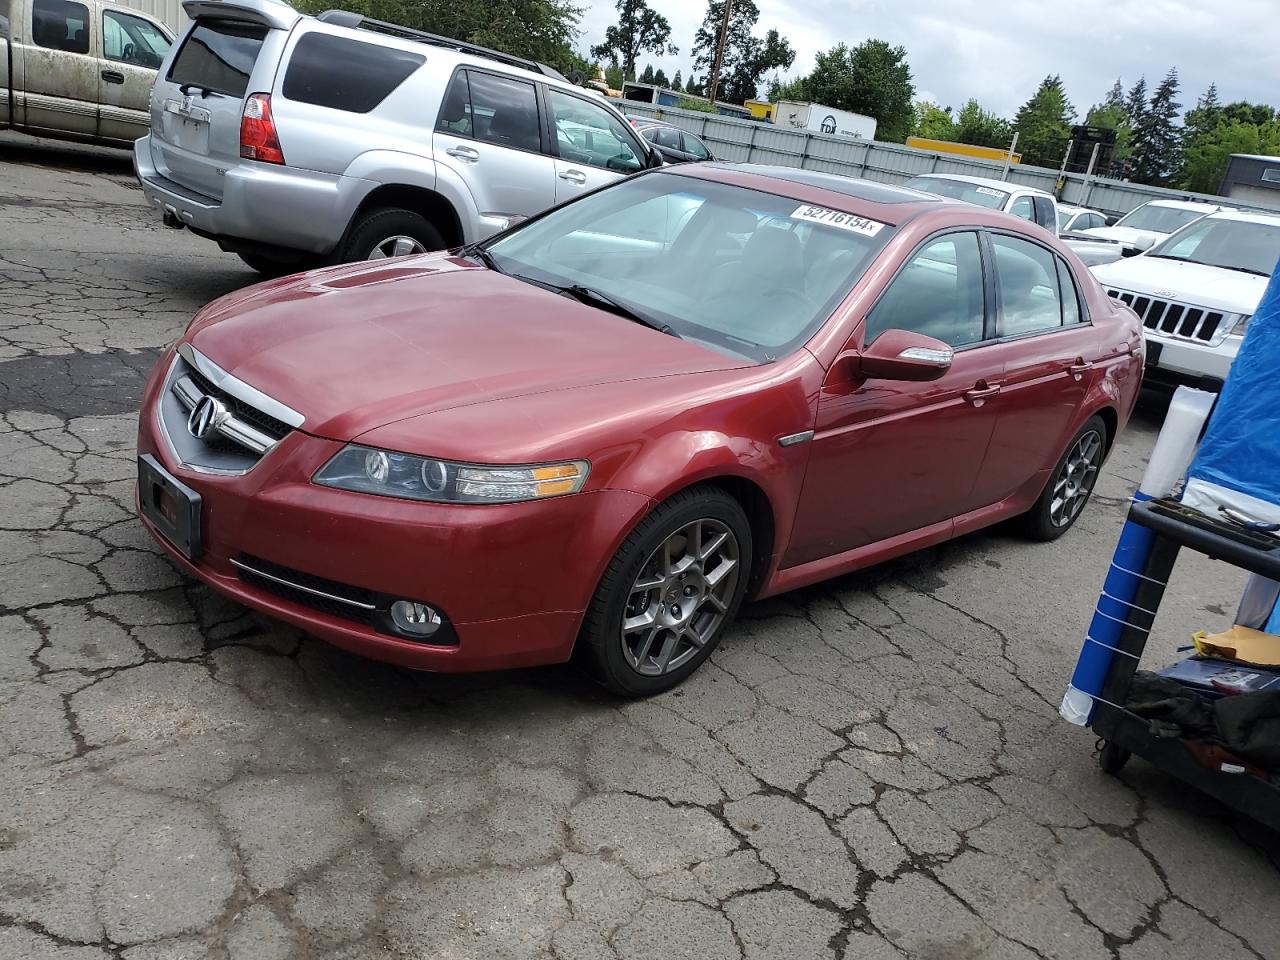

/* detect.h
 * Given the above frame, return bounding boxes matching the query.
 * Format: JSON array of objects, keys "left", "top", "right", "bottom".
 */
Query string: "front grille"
[
  {"left": 185, "top": 365, "right": 291, "bottom": 440},
  {"left": 234, "top": 555, "right": 377, "bottom": 627},
  {"left": 1106, "top": 288, "right": 1237, "bottom": 345}
]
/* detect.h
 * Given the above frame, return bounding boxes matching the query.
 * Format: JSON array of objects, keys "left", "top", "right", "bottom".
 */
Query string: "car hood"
[
  {"left": 1090, "top": 256, "right": 1269, "bottom": 314},
  {"left": 1079, "top": 225, "right": 1163, "bottom": 250},
  {"left": 187, "top": 254, "right": 746, "bottom": 441}
]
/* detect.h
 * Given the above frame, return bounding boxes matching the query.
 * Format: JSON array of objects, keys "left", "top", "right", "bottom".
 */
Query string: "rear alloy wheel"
[
  {"left": 341, "top": 208, "right": 444, "bottom": 263},
  {"left": 580, "top": 488, "right": 752, "bottom": 697},
  {"left": 1023, "top": 415, "right": 1107, "bottom": 541}
]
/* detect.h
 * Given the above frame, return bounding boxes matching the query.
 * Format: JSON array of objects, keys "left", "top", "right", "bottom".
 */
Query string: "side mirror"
[
  {"left": 1133, "top": 234, "right": 1157, "bottom": 251},
  {"left": 840, "top": 329, "right": 954, "bottom": 382},
  {"left": 647, "top": 147, "right": 666, "bottom": 168}
]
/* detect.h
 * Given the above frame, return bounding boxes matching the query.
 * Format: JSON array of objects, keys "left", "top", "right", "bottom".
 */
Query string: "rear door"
[
  {"left": 433, "top": 68, "right": 556, "bottom": 228},
  {"left": 0, "top": 0, "right": 12, "bottom": 127},
  {"left": 970, "top": 232, "right": 1101, "bottom": 506},
  {"left": 545, "top": 86, "right": 647, "bottom": 202},
  {"left": 23, "top": 0, "right": 98, "bottom": 137},
  {"left": 98, "top": 6, "right": 171, "bottom": 142},
  {"left": 147, "top": 3, "right": 293, "bottom": 200}
]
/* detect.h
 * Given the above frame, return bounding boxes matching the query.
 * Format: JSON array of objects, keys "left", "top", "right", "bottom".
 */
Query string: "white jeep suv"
[
  {"left": 1080, "top": 198, "right": 1224, "bottom": 255},
  {"left": 1091, "top": 210, "right": 1280, "bottom": 388}
]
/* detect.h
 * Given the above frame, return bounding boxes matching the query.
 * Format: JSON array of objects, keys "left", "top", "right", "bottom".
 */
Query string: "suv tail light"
[{"left": 240, "top": 93, "right": 284, "bottom": 164}]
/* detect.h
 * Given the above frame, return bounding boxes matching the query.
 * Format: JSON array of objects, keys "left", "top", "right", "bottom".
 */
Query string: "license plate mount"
[{"left": 138, "top": 454, "right": 203, "bottom": 559}]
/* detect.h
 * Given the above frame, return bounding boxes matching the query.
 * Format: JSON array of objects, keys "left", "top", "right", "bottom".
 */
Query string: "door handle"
[
  {"left": 445, "top": 145, "right": 480, "bottom": 161},
  {"left": 101, "top": 70, "right": 125, "bottom": 84},
  {"left": 1067, "top": 358, "right": 1093, "bottom": 380},
  {"left": 963, "top": 383, "right": 1001, "bottom": 407},
  {"left": 558, "top": 169, "right": 587, "bottom": 184}
]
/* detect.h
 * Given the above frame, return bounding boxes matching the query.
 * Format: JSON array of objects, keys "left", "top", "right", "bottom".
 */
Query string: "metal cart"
[{"left": 1089, "top": 499, "right": 1280, "bottom": 831}]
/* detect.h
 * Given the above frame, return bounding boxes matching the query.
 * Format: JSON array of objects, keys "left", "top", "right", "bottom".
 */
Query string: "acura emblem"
[{"left": 187, "top": 395, "right": 228, "bottom": 440}]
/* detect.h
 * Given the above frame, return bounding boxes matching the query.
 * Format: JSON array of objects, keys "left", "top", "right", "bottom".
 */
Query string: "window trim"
[
  {"left": 543, "top": 84, "right": 649, "bottom": 172},
  {"left": 101, "top": 6, "right": 170, "bottom": 66},
  {"left": 860, "top": 227, "right": 993, "bottom": 352},
  {"left": 31, "top": 0, "right": 91, "bottom": 55},
  {"left": 984, "top": 227, "right": 1094, "bottom": 344},
  {"left": 433, "top": 65, "right": 550, "bottom": 158}
]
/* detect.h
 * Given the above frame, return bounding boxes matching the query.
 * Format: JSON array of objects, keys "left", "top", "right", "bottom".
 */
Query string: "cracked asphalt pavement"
[{"left": 2, "top": 130, "right": 1279, "bottom": 960}]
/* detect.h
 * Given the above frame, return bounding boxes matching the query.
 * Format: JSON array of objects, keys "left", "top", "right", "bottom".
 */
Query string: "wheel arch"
[{"left": 343, "top": 184, "right": 465, "bottom": 251}]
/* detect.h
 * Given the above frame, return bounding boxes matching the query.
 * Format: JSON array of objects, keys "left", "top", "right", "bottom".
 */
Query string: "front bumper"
[
  {"left": 135, "top": 382, "right": 651, "bottom": 671},
  {"left": 1145, "top": 332, "right": 1240, "bottom": 387},
  {"left": 133, "top": 135, "right": 367, "bottom": 255}
]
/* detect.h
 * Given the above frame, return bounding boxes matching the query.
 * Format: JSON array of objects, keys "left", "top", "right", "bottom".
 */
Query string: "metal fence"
[
  {"left": 624, "top": 101, "right": 1280, "bottom": 218},
  {"left": 119, "top": 0, "right": 188, "bottom": 34}
]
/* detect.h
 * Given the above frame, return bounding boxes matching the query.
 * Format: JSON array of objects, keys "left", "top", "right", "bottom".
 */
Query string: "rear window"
[
  {"left": 168, "top": 20, "right": 268, "bottom": 99},
  {"left": 283, "top": 33, "right": 424, "bottom": 113}
]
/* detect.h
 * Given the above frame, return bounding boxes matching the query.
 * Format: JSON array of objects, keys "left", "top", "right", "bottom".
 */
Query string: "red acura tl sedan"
[{"left": 136, "top": 164, "right": 1143, "bottom": 695}]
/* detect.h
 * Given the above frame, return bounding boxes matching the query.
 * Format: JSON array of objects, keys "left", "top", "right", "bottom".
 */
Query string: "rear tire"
[
  {"left": 340, "top": 208, "right": 444, "bottom": 262},
  {"left": 579, "top": 487, "right": 752, "bottom": 697},
  {"left": 1022, "top": 415, "right": 1107, "bottom": 541}
]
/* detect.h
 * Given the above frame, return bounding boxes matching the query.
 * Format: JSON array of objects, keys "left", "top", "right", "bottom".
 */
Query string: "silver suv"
[{"left": 134, "top": 0, "right": 659, "bottom": 273}]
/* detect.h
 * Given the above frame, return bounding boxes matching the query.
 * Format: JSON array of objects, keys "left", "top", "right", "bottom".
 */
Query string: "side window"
[
  {"left": 1009, "top": 195, "right": 1035, "bottom": 222},
  {"left": 1, "top": 0, "right": 9, "bottom": 39},
  {"left": 1033, "top": 196, "right": 1056, "bottom": 230},
  {"left": 1057, "top": 258, "right": 1084, "bottom": 325},
  {"left": 865, "top": 232, "right": 986, "bottom": 348},
  {"left": 1087, "top": 213, "right": 1105, "bottom": 230},
  {"left": 682, "top": 133, "right": 711, "bottom": 159},
  {"left": 992, "top": 234, "right": 1064, "bottom": 337},
  {"left": 649, "top": 126, "right": 682, "bottom": 149},
  {"left": 103, "top": 9, "right": 170, "bottom": 68},
  {"left": 435, "top": 71, "right": 473, "bottom": 136},
  {"left": 32, "top": 0, "right": 89, "bottom": 55},
  {"left": 468, "top": 71, "right": 542, "bottom": 152},
  {"left": 548, "top": 88, "right": 644, "bottom": 173},
  {"left": 283, "top": 33, "right": 423, "bottom": 113}
]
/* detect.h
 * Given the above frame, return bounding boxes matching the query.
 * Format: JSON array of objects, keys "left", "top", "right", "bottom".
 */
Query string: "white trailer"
[{"left": 773, "top": 100, "right": 876, "bottom": 140}]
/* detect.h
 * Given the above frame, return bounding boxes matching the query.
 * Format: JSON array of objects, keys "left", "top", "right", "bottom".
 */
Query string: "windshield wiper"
[
  {"left": 557, "top": 284, "right": 681, "bottom": 338},
  {"left": 1145, "top": 254, "right": 1270, "bottom": 276},
  {"left": 464, "top": 244, "right": 504, "bottom": 274},
  {"left": 1214, "top": 264, "right": 1272, "bottom": 277}
]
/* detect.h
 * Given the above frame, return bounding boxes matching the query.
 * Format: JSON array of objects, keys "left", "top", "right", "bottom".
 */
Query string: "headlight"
[
  {"left": 1229, "top": 315, "right": 1251, "bottom": 338},
  {"left": 313, "top": 445, "right": 589, "bottom": 503}
]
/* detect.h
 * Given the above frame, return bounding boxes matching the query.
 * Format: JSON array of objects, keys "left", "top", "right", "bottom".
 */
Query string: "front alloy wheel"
[{"left": 621, "top": 519, "right": 740, "bottom": 677}]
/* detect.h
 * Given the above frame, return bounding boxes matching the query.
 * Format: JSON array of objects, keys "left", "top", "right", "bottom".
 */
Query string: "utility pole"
[{"left": 705, "top": 0, "right": 733, "bottom": 105}]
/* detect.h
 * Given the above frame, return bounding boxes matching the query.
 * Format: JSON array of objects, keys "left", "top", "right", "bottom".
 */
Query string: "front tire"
[
  {"left": 236, "top": 251, "right": 323, "bottom": 277},
  {"left": 340, "top": 208, "right": 444, "bottom": 262},
  {"left": 1022, "top": 415, "right": 1107, "bottom": 541},
  {"left": 579, "top": 487, "right": 752, "bottom": 697}
]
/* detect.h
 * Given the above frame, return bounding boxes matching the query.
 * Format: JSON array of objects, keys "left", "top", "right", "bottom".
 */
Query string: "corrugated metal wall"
[
  {"left": 625, "top": 101, "right": 1280, "bottom": 218},
  {"left": 115, "top": 0, "right": 188, "bottom": 34}
]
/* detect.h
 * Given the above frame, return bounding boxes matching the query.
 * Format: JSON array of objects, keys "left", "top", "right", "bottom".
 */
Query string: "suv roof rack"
[{"left": 316, "top": 10, "right": 568, "bottom": 81}]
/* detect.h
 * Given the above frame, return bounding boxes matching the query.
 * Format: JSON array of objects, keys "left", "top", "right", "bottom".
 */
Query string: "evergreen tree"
[
  {"left": 1128, "top": 67, "right": 1181, "bottom": 185},
  {"left": 640, "top": 63, "right": 655, "bottom": 83},
  {"left": 1085, "top": 80, "right": 1132, "bottom": 175},
  {"left": 686, "top": 75, "right": 703, "bottom": 95},
  {"left": 1124, "top": 77, "right": 1147, "bottom": 129},
  {"left": 672, "top": 69, "right": 682, "bottom": 91},
  {"left": 591, "top": 0, "right": 677, "bottom": 83},
  {"left": 1103, "top": 78, "right": 1125, "bottom": 112},
  {"left": 1012, "top": 75, "right": 1075, "bottom": 167},
  {"left": 653, "top": 67, "right": 669, "bottom": 88},
  {"left": 605, "top": 58, "right": 624, "bottom": 91}
]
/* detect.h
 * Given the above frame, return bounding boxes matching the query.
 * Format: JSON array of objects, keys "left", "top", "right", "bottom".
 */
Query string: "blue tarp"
[{"left": 1187, "top": 258, "right": 1280, "bottom": 505}]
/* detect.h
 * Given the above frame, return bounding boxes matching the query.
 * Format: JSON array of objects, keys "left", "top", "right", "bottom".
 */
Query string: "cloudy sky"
[{"left": 577, "top": 0, "right": 1279, "bottom": 120}]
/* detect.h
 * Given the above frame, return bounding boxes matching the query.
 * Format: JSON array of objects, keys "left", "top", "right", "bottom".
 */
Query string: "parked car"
[
  {"left": 1092, "top": 209, "right": 1280, "bottom": 390},
  {"left": 1058, "top": 204, "right": 1107, "bottom": 234},
  {"left": 1079, "top": 198, "right": 1225, "bottom": 255},
  {"left": 627, "top": 115, "right": 714, "bottom": 163},
  {"left": 136, "top": 164, "right": 1142, "bottom": 695},
  {"left": 0, "top": 0, "right": 172, "bottom": 146},
  {"left": 906, "top": 173, "right": 1058, "bottom": 233},
  {"left": 132, "top": 0, "right": 659, "bottom": 275}
]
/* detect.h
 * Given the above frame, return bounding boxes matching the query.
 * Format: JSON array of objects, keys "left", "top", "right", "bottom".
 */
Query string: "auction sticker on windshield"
[
  {"left": 975, "top": 186, "right": 1005, "bottom": 198},
  {"left": 791, "top": 204, "right": 885, "bottom": 236}
]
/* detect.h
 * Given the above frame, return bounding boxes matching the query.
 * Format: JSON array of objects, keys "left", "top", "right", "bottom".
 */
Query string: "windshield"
[
  {"left": 1116, "top": 204, "right": 1209, "bottom": 234},
  {"left": 907, "top": 176, "right": 1008, "bottom": 210},
  {"left": 484, "top": 173, "right": 894, "bottom": 361},
  {"left": 1147, "top": 218, "right": 1280, "bottom": 276}
]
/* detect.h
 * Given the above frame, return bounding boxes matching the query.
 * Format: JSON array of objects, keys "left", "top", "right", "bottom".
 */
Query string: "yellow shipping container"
[
  {"left": 745, "top": 100, "right": 776, "bottom": 122},
  {"left": 906, "top": 137, "right": 1021, "bottom": 164}
]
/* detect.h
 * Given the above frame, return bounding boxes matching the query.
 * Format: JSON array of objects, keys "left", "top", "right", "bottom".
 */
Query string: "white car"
[
  {"left": 1091, "top": 210, "right": 1280, "bottom": 388},
  {"left": 1080, "top": 199, "right": 1225, "bottom": 255},
  {"left": 1058, "top": 204, "right": 1107, "bottom": 234},
  {"left": 905, "top": 173, "right": 1058, "bottom": 233}
]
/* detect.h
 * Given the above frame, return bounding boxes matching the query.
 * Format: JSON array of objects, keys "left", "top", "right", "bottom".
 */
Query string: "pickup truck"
[{"left": 1, "top": 0, "right": 173, "bottom": 147}]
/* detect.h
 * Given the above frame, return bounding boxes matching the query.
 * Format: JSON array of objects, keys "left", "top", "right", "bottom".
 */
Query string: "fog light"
[{"left": 390, "top": 600, "right": 441, "bottom": 637}]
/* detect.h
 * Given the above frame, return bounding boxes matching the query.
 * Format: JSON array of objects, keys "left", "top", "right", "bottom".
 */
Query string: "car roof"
[
  {"left": 1199, "top": 209, "right": 1280, "bottom": 225},
  {"left": 666, "top": 164, "right": 954, "bottom": 224},
  {"left": 627, "top": 115, "right": 673, "bottom": 127},
  {"left": 1139, "top": 198, "right": 1223, "bottom": 211},
  {"left": 910, "top": 172, "right": 1053, "bottom": 197}
]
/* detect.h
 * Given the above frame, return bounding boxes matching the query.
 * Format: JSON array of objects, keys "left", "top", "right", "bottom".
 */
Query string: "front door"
[
  {"left": 23, "top": 0, "right": 98, "bottom": 137},
  {"left": 432, "top": 68, "right": 557, "bottom": 238},
  {"left": 971, "top": 233, "right": 1103, "bottom": 505},
  {"left": 546, "top": 87, "right": 647, "bottom": 203},
  {"left": 98, "top": 6, "right": 171, "bottom": 142},
  {"left": 785, "top": 231, "right": 1005, "bottom": 567}
]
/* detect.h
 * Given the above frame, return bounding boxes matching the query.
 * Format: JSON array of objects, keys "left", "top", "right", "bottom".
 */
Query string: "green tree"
[
  {"left": 1012, "top": 74, "right": 1075, "bottom": 167},
  {"left": 1085, "top": 80, "right": 1132, "bottom": 173},
  {"left": 672, "top": 69, "right": 682, "bottom": 90},
  {"left": 1128, "top": 67, "right": 1181, "bottom": 185},
  {"left": 781, "top": 40, "right": 915, "bottom": 141},
  {"left": 604, "top": 57, "right": 624, "bottom": 90},
  {"left": 911, "top": 101, "right": 954, "bottom": 140},
  {"left": 686, "top": 74, "right": 703, "bottom": 95},
  {"left": 953, "top": 99, "right": 1013, "bottom": 149},
  {"left": 295, "top": 0, "right": 585, "bottom": 72},
  {"left": 590, "top": 0, "right": 676, "bottom": 83},
  {"left": 692, "top": 1, "right": 794, "bottom": 104},
  {"left": 640, "top": 63, "right": 655, "bottom": 83},
  {"left": 1101, "top": 78, "right": 1125, "bottom": 112},
  {"left": 652, "top": 67, "right": 669, "bottom": 87},
  {"left": 1124, "top": 76, "right": 1147, "bottom": 129},
  {"left": 1179, "top": 104, "right": 1280, "bottom": 193}
]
